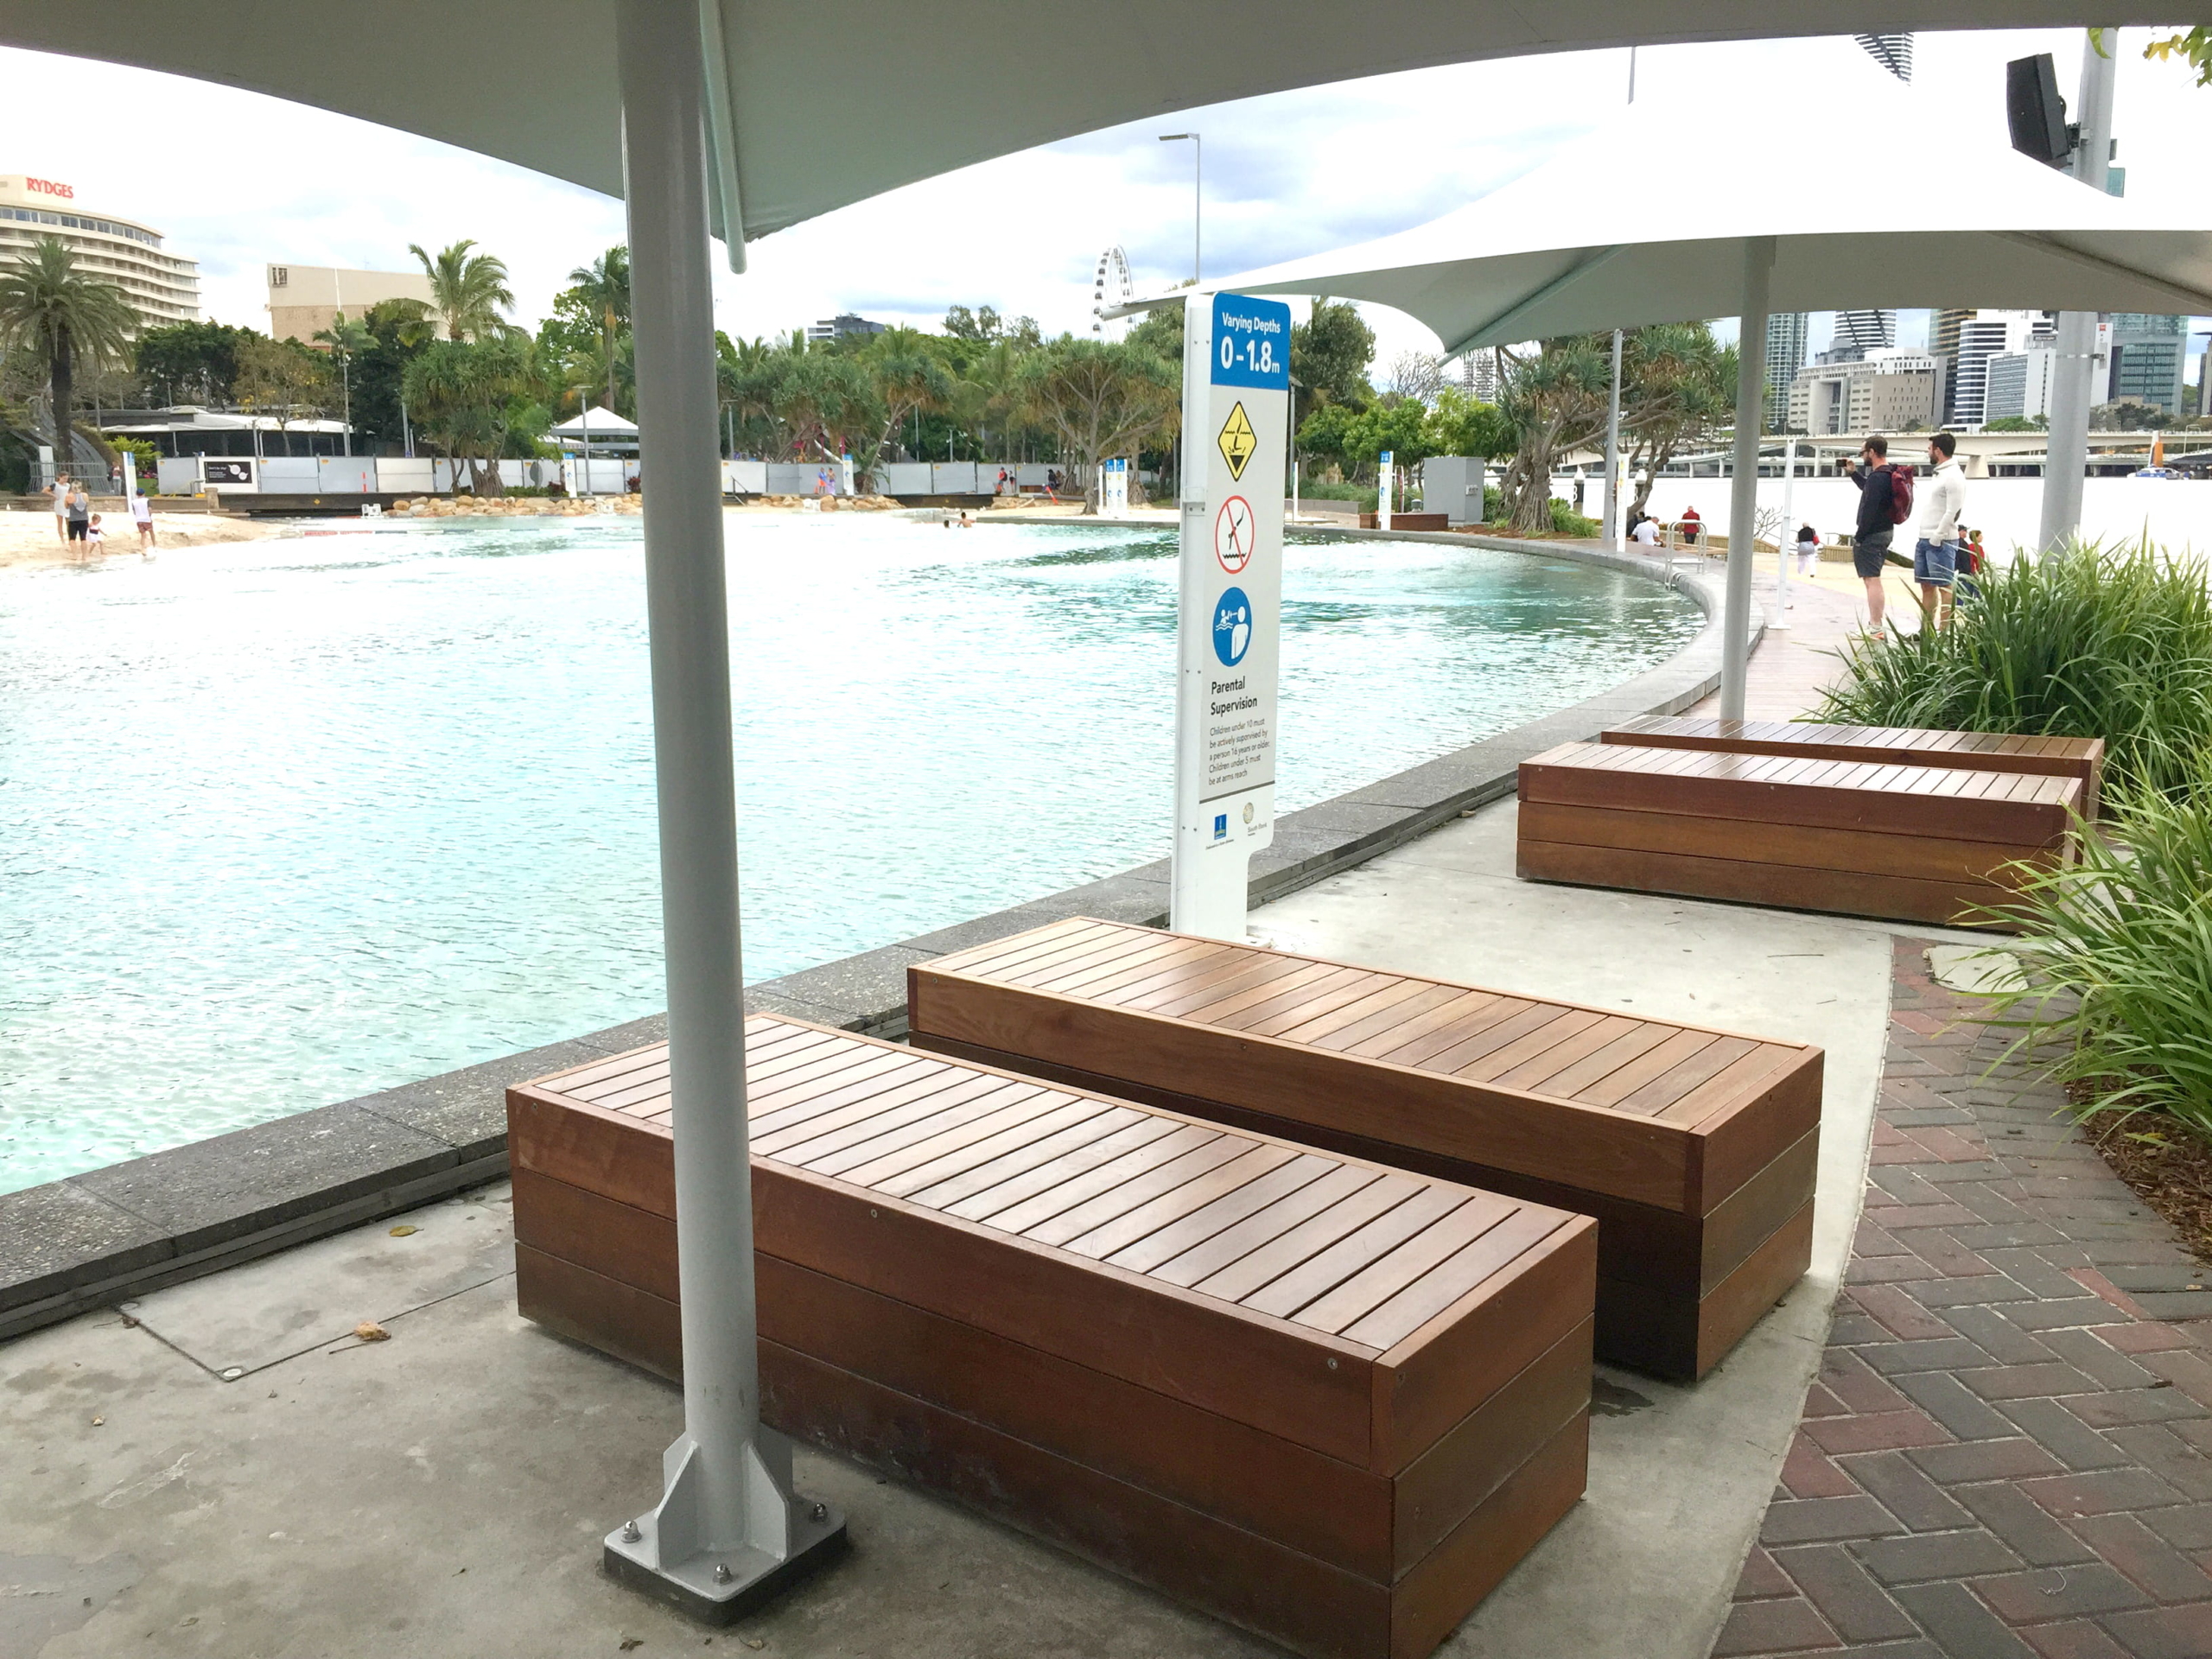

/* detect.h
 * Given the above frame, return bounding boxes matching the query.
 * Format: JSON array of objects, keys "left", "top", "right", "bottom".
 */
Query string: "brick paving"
[{"left": 1714, "top": 939, "right": 2212, "bottom": 1659}]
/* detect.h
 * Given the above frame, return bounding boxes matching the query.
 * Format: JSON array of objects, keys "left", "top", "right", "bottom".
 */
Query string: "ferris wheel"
[{"left": 1090, "top": 245, "right": 1133, "bottom": 340}]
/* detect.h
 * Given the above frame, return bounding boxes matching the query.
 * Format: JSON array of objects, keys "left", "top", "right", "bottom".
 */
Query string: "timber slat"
[
  {"left": 507, "top": 1012, "right": 1598, "bottom": 1659},
  {"left": 1599, "top": 715, "right": 2104, "bottom": 817},
  {"left": 907, "top": 918, "right": 1824, "bottom": 1380}
]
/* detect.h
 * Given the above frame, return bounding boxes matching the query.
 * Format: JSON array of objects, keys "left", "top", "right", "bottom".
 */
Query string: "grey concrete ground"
[{"left": 0, "top": 793, "right": 1965, "bottom": 1659}]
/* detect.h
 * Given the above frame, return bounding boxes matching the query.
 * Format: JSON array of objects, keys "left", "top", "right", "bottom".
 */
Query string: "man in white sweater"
[{"left": 1913, "top": 431, "right": 1967, "bottom": 631}]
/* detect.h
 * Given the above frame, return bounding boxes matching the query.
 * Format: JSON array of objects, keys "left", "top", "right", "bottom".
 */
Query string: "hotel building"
[{"left": 0, "top": 174, "right": 199, "bottom": 327}]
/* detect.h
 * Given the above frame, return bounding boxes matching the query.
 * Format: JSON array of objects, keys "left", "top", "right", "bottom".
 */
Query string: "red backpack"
[{"left": 1885, "top": 463, "right": 1916, "bottom": 525}]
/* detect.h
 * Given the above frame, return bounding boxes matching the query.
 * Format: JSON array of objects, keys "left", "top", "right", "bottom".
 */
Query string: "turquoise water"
[{"left": 0, "top": 515, "right": 1700, "bottom": 1192}]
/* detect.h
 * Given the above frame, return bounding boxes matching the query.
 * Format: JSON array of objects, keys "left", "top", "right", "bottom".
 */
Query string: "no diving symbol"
[{"left": 1214, "top": 495, "right": 1255, "bottom": 574}]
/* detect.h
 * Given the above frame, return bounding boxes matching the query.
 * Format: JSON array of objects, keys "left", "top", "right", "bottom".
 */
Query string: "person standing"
[
  {"left": 1842, "top": 435, "right": 1904, "bottom": 638},
  {"left": 131, "top": 487, "right": 156, "bottom": 554},
  {"left": 1679, "top": 504, "right": 1701, "bottom": 546},
  {"left": 1912, "top": 431, "right": 1966, "bottom": 632},
  {"left": 65, "top": 481, "right": 92, "bottom": 558},
  {"left": 51, "top": 471, "right": 72, "bottom": 543}
]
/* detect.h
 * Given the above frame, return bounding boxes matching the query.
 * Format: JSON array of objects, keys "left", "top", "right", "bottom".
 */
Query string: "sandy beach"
[{"left": 0, "top": 505, "right": 292, "bottom": 571}]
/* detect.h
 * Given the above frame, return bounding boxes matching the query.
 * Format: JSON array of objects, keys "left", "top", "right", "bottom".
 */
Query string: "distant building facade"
[
  {"left": 1829, "top": 309, "right": 1897, "bottom": 360},
  {"left": 2104, "top": 313, "right": 2187, "bottom": 414},
  {"left": 806, "top": 313, "right": 887, "bottom": 342},
  {"left": 0, "top": 174, "right": 199, "bottom": 327},
  {"left": 1984, "top": 347, "right": 2059, "bottom": 423},
  {"left": 1765, "top": 312, "right": 1808, "bottom": 426},
  {"left": 1943, "top": 309, "right": 2052, "bottom": 426},
  {"left": 1788, "top": 349, "right": 1941, "bottom": 435},
  {"left": 265, "top": 264, "right": 436, "bottom": 343}
]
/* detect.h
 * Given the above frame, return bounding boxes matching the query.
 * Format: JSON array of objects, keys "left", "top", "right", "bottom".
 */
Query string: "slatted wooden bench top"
[
  {"left": 1602, "top": 715, "right": 2104, "bottom": 811},
  {"left": 509, "top": 1014, "right": 1598, "bottom": 1657},
  {"left": 909, "top": 916, "right": 1820, "bottom": 1220},
  {"left": 1528, "top": 740, "right": 2080, "bottom": 835},
  {"left": 524, "top": 1013, "right": 1587, "bottom": 1372}
]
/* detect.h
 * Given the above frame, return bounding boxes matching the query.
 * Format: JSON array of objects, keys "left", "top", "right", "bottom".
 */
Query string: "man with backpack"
[{"left": 1842, "top": 434, "right": 1913, "bottom": 639}]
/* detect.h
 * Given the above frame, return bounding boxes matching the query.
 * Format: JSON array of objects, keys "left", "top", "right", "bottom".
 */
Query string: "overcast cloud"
[{"left": 5, "top": 27, "right": 2209, "bottom": 374}]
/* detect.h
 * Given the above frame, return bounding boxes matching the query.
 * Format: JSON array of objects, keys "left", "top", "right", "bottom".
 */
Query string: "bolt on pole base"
[{"left": 603, "top": 1503, "right": 848, "bottom": 1626}]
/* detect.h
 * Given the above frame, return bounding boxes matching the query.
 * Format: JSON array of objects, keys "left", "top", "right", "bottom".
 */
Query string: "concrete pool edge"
[{"left": 0, "top": 536, "right": 1750, "bottom": 1341}]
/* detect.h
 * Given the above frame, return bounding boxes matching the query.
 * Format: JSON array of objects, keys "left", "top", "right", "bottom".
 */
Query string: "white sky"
[{"left": 4, "top": 27, "right": 2210, "bottom": 375}]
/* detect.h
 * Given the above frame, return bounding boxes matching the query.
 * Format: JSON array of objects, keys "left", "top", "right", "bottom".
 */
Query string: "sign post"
[
  {"left": 1173, "top": 292, "right": 1291, "bottom": 939},
  {"left": 1377, "top": 449, "right": 1395, "bottom": 531}
]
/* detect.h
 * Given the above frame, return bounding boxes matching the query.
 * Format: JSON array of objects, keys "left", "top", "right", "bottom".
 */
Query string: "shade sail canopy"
[
  {"left": 550, "top": 405, "right": 639, "bottom": 436},
  {"left": 1193, "top": 91, "right": 2212, "bottom": 351},
  {"left": 0, "top": 3, "right": 2170, "bottom": 246}
]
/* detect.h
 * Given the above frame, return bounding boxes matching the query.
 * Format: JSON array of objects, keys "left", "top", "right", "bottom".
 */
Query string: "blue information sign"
[{"left": 1211, "top": 294, "right": 1292, "bottom": 390}]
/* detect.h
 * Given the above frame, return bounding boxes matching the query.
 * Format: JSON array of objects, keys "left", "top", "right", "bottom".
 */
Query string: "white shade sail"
[
  {"left": 1194, "top": 90, "right": 2212, "bottom": 350},
  {"left": 550, "top": 405, "right": 639, "bottom": 436},
  {"left": 0, "top": 3, "right": 2165, "bottom": 248}
]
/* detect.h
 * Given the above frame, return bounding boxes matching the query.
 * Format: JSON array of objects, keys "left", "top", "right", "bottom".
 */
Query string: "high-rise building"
[
  {"left": 1943, "top": 309, "right": 2052, "bottom": 426},
  {"left": 1788, "top": 350, "right": 1941, "bottom": 435},
  {"left": 1765, "top": 312, "right": 1809, "bottom": 426},
  {"left": 2105, "top": 314, "right": 2187, "bottom": 414},
  {"left": 265, "top": 265, "right": 435, "bottom": 344},
  {"left": 0, "top": 174, "right": 199, "bottom": 327},
  {"left": 1830, "top": 309, "right": 1897, "bottom": 360},
  {"left": 1984, "top": 348, "right": 2060, "bottom": 423}
]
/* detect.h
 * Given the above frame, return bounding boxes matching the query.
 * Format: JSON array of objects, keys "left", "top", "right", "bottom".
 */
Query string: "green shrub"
[
  {"left": 1484, "top": 484, "right": 1503, "bottom": 523},
  {"left": 1549, "top": 499, "right": 1603, "bottom": 537},
  {"left": 1815, "top": 538, "right": 2212, "bottom": 797},
  {"left": 1974, "top": 777, "right": 2212, "bottom": 1135}
]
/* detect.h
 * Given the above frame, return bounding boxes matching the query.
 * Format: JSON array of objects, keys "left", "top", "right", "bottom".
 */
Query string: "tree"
[
  {"left": 851, "top": 328, "right": 953, "bottom": 478},
  {"left": 1014, "top": 338, "right": 1179, "bottom": 512},
  {"left": 944, "top": 304, "right": 1002, "bottom": 341},
  {"left": 133, "top": 319, "right": 255, "bottom": 405},
  {"left": 2145, "top": 27, "right": 2212, "bottom": 84},
  {"left": 1290, "top": 299, "right": 1376, "bottom": 427},
  {"left": 403, "top": 336, "right": 534, "bottom": 494},
  {"left": 1618, "top": 323, "right": 1733, "bottom": 520},
  {"left": 1423, "top": 389, "right": 1516, "bottom": 461},
  {"left": 232, "top": 335, "right": 335, "bottom": 454},
  {"left": 1494, "top": 336, "right": 1612, "bottom": 535},
  {"left": 1295, "top": 403, "right": 1363, "bottom": 479},
  {"left": 561, "top": 245, "right": 630, "bottom": 415},
  {"left": 2090, "top": 398, "right": 2171, "bottom": 432},
  {"left": 407, "top": 238, "right": 516, "bottom": 343},
  {"left": 1382, "top": 352, "right": 1446, "bottom": 404},
  {"left": 312, "top": 313, "right": 375, "bottom": 456},
  {"left": 1984, "top": 415, "right": 2048, "bottom": 433},
  {"left": 0, "top": 237, "right": 137, "bottom": 455},
  {"left": 1342, "top": 398, "right": 1435, "bottom": 483}
]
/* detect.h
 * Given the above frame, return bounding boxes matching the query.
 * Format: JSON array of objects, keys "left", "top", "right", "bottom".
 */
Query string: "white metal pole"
[
  {"left": 1604, "top": 329, "right": 1624, "bottom": 547},
  {"left": 602, "top": 0, "right": 842, "bottom": 1619},
  {"left": 1772, "top": 433, "right": 1796, "bottom": 632},
  {"left": 2038, "top": 26, "right": 2120, "bottom": 558},
  {"left": 1720, "top": 238, "right": 1774, "bottom": 723}
]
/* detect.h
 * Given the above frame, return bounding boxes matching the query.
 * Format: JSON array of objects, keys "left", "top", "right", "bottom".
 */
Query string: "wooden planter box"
[
  {"left": 906, "top": 920, "right": 1821, "bottom": 1382},
  {"left": 509, "top": 1014, "right": 1595, "bottom": 1659},
  {"left": 1357, "top": 512, "right": 1451, "bottom": 531},
  {"left": 1518, "top": 741, "right": 2082, "bottom": 930},
  {"left": 1601, "top": 715, "right": 2106, "bottom": 819}
]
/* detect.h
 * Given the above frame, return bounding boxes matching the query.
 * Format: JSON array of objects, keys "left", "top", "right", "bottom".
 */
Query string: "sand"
[{"left": 0, "top": 505, "right": 290, "bottom": 571}]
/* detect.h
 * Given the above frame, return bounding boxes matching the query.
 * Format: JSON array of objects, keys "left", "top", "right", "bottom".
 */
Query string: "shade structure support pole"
[
  {"left": 1603, "top": 329, "right": 1623, "bottom": 548},
  {"left": 2038, "top": 26, "right": 2120, "bottom": 559},
  {"left": 601, "top": 0, "right": 844, "bottom": 1623},
  {"left": 1719, "top": 237, "right": 1773, "bottom": 723}
]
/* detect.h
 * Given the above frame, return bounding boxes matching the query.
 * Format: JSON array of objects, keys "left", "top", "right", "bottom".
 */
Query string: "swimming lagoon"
[{"left": 0, "top": 514, "right": 1700, "bottom": 1191}]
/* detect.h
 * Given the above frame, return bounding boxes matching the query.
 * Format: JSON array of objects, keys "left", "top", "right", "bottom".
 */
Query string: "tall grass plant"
[
  {"left": 1815, "top": 538, "right": 2212, "bottom": 797},
  {"left": 1977, "top": 778, "right": 2212, "bottom": 1135}
]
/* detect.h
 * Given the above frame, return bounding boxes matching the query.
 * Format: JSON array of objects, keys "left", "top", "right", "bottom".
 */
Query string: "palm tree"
[
  {"left": 0, "top": 237, "right": 137, "bottom": 465},
  {"left": 564, "top": 246, "right": 630, "bottom": 415},
  {"left": 406, "top": 239, "right": 516, "bottom": 344},
  {"left": 311, "top": 313, "right": 375, "bottom": 457}
]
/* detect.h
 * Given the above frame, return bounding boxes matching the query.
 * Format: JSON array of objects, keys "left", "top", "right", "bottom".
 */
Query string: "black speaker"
[{"left": 2008, "top": 53, "right": 2071, "bottom": 168}]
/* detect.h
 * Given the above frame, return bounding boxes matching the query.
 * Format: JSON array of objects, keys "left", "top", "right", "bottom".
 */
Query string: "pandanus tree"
[
  {"left": 1014, "top": 338, "right": 1179, "bottom": 513},
  {"left": 0, "top": 237, "right": 137, "bottom": 463},
  {"left": 403, "top": 335, "right": 535, "bottom": 496}
]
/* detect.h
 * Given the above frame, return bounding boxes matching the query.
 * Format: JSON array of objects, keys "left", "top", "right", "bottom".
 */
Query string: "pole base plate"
[{"left": 602, "top": 1504, "right": 848, "bottom": 1626}]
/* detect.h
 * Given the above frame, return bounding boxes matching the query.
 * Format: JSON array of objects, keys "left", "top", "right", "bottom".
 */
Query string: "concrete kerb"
[{"left": 0, "top": 529, "right": 1755, "bottom": 1341}]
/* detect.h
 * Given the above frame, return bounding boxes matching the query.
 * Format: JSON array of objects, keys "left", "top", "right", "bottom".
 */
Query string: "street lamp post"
[{"left": 1159, "top": 133, "right": 1201, "bottom": 284}]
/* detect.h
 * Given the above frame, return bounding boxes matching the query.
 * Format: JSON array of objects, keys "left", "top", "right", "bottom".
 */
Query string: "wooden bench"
[
  {"left": 906, "top": 918, "right": 1821, "bottom": 1382},
  {"left": 1518, "top": 741, "right": 2081, "bottom": 930},
  {"left": 509, "top": 1014, "right": 1595, "bottom": 1659},
  {"left": 1601, "top": 715, "right": 2106, "bottom": 819}
]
